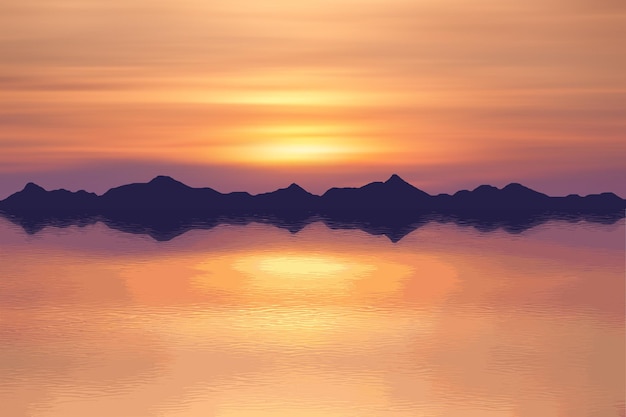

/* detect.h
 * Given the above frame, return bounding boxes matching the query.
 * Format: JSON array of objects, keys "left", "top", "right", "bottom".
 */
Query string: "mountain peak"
[
  {"left": 150, "top": 175, "right": 175, "bottom": 182},
  {"left": 503, "top": 182, "right": 532, "bottom": 192},
  {"left": 23, "top": 182, "right": 45, "bottom": 192},
  {"left": 473, "top": 184, "right": 499, "bottom": 193},
  {"left": 283, "top": 183, "right": 308, "bottom": 193},
  {"left": 385, "top": 174, "right": 407, "bottom": 185},
  {"left": 148, "top": 175, "right": 187, "bottom": 187},
  {"left": 502, "top": 183, "right": 548, "bottom": 198}
]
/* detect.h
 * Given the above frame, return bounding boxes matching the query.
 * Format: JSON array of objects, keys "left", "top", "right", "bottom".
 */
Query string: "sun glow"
[
  {"left": 256, "top": 142, "right": 353, "bottom": 163},
  {"left": 212, "top": 141, "right": 368, "bottom": 165},
  {"left": 203, "top": 121, "right": 380, "bottom": 165}
]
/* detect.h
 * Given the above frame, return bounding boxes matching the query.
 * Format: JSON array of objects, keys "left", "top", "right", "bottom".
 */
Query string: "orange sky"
[{"left": 0, "top": 0, "right": 625, "bottom": 197}]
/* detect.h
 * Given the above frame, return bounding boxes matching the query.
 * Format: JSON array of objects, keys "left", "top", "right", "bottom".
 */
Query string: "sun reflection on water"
[
  {"left": 233, "top": 252, "right": 379, "bottom": 290},
  {"left": 253, "top": 254, "right": 351, "bottom": 277}
]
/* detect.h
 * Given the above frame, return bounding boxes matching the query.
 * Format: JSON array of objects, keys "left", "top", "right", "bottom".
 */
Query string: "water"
[{"left": 0, "top": 216, "right": 624, "bottom": 417}]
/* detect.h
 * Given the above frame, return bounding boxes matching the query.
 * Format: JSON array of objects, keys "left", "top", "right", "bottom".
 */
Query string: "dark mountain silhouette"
[
  {"left": 1, "top": 182, "right": 99, "bottom": 210},
  {"left": 446, "top": 183, "right": 550, "bottom": 210},
  {"left": 255, "top": 183, "right": 320, "bottom": 210},
  {"left": 0, "top": 174, "right": 624, "bottom": 214},
  {"left": 432, "top": 183, "right": 624, "bottom": 211},
  {"left": 100, "top": 175, "right": 222, "bottom": 210},
  {"left": 0, "top": 173, "right": 623, "bottom": 242},
  {"left": 322, "top": 174, "right": 431, "bottom": 210}
]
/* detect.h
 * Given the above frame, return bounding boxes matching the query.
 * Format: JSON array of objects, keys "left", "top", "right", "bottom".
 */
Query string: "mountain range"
[{"left": 1, "top": 174, "right": 624, "bottom": 212}]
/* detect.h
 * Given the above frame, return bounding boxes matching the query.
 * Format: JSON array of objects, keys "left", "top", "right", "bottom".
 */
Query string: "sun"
[
  {"left": 210, "top": 141, "right": 358, "bottom": 165},
  {"left": 253, "top": 142, "right": 357, "bottom": 164},
  {"left": 208, "top": 123, "right": 377, "bottom": 166}
]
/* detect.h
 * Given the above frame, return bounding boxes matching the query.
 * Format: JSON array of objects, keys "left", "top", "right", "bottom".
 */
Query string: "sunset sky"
[{"left": 1, "top": 0, "right": 625, "bottom": 198}]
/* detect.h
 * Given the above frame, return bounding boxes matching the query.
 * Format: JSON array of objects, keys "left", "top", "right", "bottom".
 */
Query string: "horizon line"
[{"left": 9, "top": 173, "right": 625, "bottom": 199}]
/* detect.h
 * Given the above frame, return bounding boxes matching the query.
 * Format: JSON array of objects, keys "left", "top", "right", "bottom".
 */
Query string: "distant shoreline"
[
  {"left": 1, "top": 174, "right": 624, "bottom": 213},
  {"left": 1, "top": 173, "right": 624, "bottom": 242}
]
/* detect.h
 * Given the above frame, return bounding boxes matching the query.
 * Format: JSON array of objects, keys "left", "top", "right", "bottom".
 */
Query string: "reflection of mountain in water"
[
  {"left": 1, "top": 210, "right": 623, "bottom": 243},
  {"left": 1, "top": 174, "right": 623, "bottom": 242}
]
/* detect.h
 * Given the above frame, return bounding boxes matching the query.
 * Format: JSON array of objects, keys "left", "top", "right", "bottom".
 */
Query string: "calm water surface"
[{"left": 0, "top": 217, "right": 624, "bottom": 417}]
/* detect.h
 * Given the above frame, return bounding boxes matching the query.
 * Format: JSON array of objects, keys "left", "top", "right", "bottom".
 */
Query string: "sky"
[{"left": 1, "top": 0, "right": 625, "bottom": 198}]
